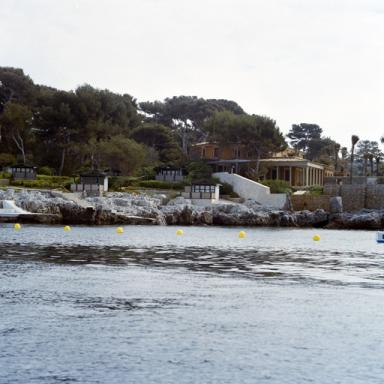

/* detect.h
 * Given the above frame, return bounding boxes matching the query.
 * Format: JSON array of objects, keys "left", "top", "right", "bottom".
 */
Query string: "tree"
[
  {"left": 97, "top": 135, "right": 149, "bottom": 175},
  {"left": 140, "top": 96, "right": 245, "bottom": 154},
  {"left": 334, "top": 143, "right": 341, "bottom": 172},
  {"left": 350, "top": 135, "right": 359, "bottom": 182},
  {"left": 287, "top": 124, "right": 322, "bottom": 154},
  {"left": 35, "top": 90, "right": 80, "bottom": 175},
  {"left": 356, "top": 140, "right": 380, "bottom": 176},
  {"left": 130, "top": 123, "right": 184, "bottom": 165},
  {"left": 0, "top": 102, "right": 34, "bottom": 164},
  {"left": 204, "top": 111, "right": 286, "bottom": 175}
]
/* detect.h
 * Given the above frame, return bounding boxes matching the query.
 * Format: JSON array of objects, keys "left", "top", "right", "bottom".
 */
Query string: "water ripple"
[{"left": 1, "top": 243, "right": 383, "bottom": 288}]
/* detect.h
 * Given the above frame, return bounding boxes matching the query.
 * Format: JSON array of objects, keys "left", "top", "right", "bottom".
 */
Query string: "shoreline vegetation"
[{"left": 1, "top": 188, "right": 383, "bottom": 230}]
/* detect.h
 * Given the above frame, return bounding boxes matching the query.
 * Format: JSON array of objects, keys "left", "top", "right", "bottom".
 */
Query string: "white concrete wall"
[{"left": 213, "top": 172, "right": 287, "bottom": 209}]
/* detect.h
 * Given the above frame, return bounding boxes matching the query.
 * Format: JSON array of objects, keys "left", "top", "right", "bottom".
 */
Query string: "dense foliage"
[{"left": 0, "top": 68, "right": 251, "bottom": 176}]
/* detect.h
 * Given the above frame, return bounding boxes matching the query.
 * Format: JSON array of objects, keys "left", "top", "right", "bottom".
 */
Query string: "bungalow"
[
  {"left": 155, "top": 167, "right": 185, "bottom": 182},
  {"left": 11, "top": 164, "right": 37, "bottom": 180},
  {"left": 71, "top": 170, "right": 109, "bottom": 196}
]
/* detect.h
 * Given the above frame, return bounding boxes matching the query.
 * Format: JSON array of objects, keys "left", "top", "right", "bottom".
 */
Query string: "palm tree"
[
  {"left": 350, "top": 135, "right": 359, "bottom": 183},
  {"left": 375, "top": 153, "right": 383, "bottom": 176},
  {"left": 334, "top": 143, "right": 340, "bottom": 172},
  {"left": 340, "top": 147, "right": 348, "bottom": 175}
]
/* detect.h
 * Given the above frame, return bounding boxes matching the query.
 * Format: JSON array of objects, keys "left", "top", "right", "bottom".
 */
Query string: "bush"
[
  {"left": 0, "top": 153, "right": 16, "bottom": 167},
  {"left": 186, "top": 161, "right": 213, "bottom": 184},
  {"left": 261, "top": 179, "right": 291, "bottom": 194},
  {"left": 308, "top": 186, "right": 323, "bottom": 196},
  {"left": 10, "top": 175, "right": 73, "bottom": 190},
  {"left": 138, "top": 180, "right": 185, "bottom": 190},
  {"left": 0, "top": 172, "right": 11, "bottom": 179},
  {"left": 138, "top": 166, "right": 156, "bottom": 180},
  {"left": 37, "top": 166, "right": 54, "bottom": 176},
  {"left": 219, "top": 182, "right": 237, "bottom": 196},
  {"left": 108, "top": 176, "right": 140, "bottom": 190}
]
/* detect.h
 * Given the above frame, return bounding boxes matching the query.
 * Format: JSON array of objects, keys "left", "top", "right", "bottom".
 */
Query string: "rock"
[
  {"left": 329, "top": 196, "right": 343, "bottom": 214},
  {"left": 327, "top": 210, "right": 382, "bottom": 230}
]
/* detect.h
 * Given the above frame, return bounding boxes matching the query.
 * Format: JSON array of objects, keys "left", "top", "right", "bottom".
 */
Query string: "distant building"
[
  {"left": 155, "top": 167, "right": 185, "bottom": 182},
  {"left": 181, "top": 184, "right": 220, "bottom": 202},
  {"left": 71, "top": 170, "right": 109, "bottom": 196},
  {"left": 259, "top": 158, "right": 328, "bottom": 187},
  {"left": 11, "top": 165, "right": 37, "bottom": 180},
  {"left": 190, "top": 142, "right": 333, "bottom": 187}
]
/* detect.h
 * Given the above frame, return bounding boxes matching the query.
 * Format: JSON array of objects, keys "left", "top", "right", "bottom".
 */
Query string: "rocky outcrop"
[
  {"left": 162, "top": 197, "right": 329, "bottom": 227},
  {"left": 327, "top": 210, "right": 384, "bottom": 230},
  {"left": 2, "top": 188, "right": 384, "bottom": 229}
]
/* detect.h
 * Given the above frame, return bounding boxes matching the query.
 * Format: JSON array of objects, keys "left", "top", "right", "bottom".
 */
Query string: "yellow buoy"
[
  {"left": 14, "top": 223, "right": 21, "bottom": 230},
  {"left": 239, "top": 230, "right": 246, "bottom": 238},
  {"left": 313, "top": 234, "right": 320, "bottom": 241},
  {"left": 117, "top": 227, "right": 124, "bottom": 234},
  {"left": 176, "top": 229, "right": 184, "bottom": 235},
  {"left": 64, "top": 225, "right": 71, "bottom": 231}
]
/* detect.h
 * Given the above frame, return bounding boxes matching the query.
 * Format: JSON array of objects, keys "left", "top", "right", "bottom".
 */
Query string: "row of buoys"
[{"left": 11, "top": 223, "right": 322, "bottom": 241}]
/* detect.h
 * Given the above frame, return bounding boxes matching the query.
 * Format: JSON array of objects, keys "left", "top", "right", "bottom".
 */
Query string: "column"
[
  {"left": 306, "top": 167, "right": 309, "bottom": 187},
  {"left": 276, "top": 166, "right": 279, "bottom": 180},
  {"left": 289, "top": 167, "right": 292, "bottom": 186}
]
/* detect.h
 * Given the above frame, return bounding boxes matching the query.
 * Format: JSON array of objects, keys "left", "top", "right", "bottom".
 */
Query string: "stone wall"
[
  {"left": 213, "top": 172, "right": 287, "bottom": 209},
  {"left": 323, "top": 183, "right": 384, "bottom": 211},
  {"left": 291, "top": 195, "right": 330, "bottom": 212}
]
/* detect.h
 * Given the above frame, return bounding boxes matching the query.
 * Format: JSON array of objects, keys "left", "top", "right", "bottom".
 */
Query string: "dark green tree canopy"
[
  {"left": 130, "top": 123, "right": 184, "bottom": 165},
  {"left": 0, "top": 67, "right": 37, "bottom": 111},
  {"left": 139, "top": 96, "right": 245, "bottom": 153},
  {"left": 287, "top": 123, "right": 322, "bottom": 153},
  {"left": 204, "top": 111, "right": 287, "bottom": 157}
]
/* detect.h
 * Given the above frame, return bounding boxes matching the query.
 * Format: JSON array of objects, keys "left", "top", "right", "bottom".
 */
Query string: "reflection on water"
[{"left": 1, "top": 242, "right": 384, "bottom": 288}]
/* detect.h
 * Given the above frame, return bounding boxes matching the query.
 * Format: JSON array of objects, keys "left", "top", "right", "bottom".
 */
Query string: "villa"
[{"left": 191, "top": 143, "right": 333, "bottom": 187}]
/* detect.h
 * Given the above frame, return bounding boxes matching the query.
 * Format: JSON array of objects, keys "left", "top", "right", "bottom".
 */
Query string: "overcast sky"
[{"left": 1, "top": 0, "right": 383, "bottom": 147}]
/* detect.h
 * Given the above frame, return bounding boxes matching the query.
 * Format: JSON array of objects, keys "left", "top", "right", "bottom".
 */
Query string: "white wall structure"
[{"left": 214, "top": 172, "right": 287, "bottom": 209}]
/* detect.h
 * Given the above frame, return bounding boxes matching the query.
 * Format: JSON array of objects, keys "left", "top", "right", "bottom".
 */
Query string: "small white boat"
[
  {"left": 376, "top": 231, "right": 384, "bottom": 244},
  {"left": 0, "top": 200, "right": 32, "bottom": 217}
]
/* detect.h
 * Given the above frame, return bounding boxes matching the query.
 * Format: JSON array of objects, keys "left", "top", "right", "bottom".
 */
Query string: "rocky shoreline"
[{"left": 0, "top": 189, "right": 383, "bottom": 230}]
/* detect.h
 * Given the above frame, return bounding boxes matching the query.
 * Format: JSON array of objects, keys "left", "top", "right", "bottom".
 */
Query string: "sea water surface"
[{"left": 1, "top": 225, "right": 384, "bottom": 383}]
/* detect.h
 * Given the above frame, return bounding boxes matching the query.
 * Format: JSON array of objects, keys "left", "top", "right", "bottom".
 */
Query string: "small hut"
[
  {"left": 11, "top": 165, "right": 37, "bottom": 180},
  {"left": 71, "top": 170, "right": 109, "bottom": 196},
  {"left": 182, "top": 184, "right": 220, "bottom": 202},
  {"left": 155, "top": 167, "right": 185, "bottom": 182}
]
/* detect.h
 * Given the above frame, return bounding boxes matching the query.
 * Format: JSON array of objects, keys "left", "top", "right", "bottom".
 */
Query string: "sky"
[{"left": 1, "top": 0, "right": 383, "bottom": 147}]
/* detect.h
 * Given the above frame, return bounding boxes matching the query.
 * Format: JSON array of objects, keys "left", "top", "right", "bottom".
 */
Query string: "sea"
[{"left": 1, "top": 225, "right": 384, "bottom": 384}]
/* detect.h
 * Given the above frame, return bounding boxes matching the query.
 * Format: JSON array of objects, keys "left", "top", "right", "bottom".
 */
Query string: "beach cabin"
[
  {"left": 182, "top": 184, "right": 220, "bottom": 202},
  {"left": 155, "top": 167, "right": 185, "bottom": 182},
  {"left": 11, "top": 165, "right": 37, "bottom": 180},
  {"left": 71, "top": 170, "right": 109, "bottom": 196}
]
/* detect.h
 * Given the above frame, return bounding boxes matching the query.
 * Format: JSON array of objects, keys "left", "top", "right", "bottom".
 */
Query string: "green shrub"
[
  {"left": 138, "top": 166, "right": 156, "bottom": 180},
  {"left": 138, "top": 180, "right": 185, "bottom": 190},
  {"left": 109, "top": 176, "right": 139, "bottom": 190},
  {"left": 0, "top": 153, "right": 16, "bottom": 167},
  {"left": 0, "top": 172, "right": 11, "bottom": 179},
  {"left": 261, "top": 179, "right": 291, "bottom": 194},
  {"left": 186, "top": 161, "right": 213, "bottom": 184},
  {"left": 308, "top": 186, "right": 324, "bottom": 196},
  {"left": 220, "top": 182, "right": 236, "bottom": 196},
  {"left": 10, "top": 175, "right": 73, "bottom": 190},
  {"left": 37, "top": 166, "right": 54, "bottom": 176}
]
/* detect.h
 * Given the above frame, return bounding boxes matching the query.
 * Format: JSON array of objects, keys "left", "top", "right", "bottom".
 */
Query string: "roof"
[
  {"left": 259, "top": 158, "right": 325, "bottom": 169},
  {"left": 80, "top": 170, "right": 107, "bottom": 177},
  {"left": 11, "top": 164, "right": 37, "bottom": 169},
  {"left": 207, "top": 159, "right": 250, "bottom": 164},
  {"left": 192, "top": 142, "right": 218, "bottom": 147}
]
